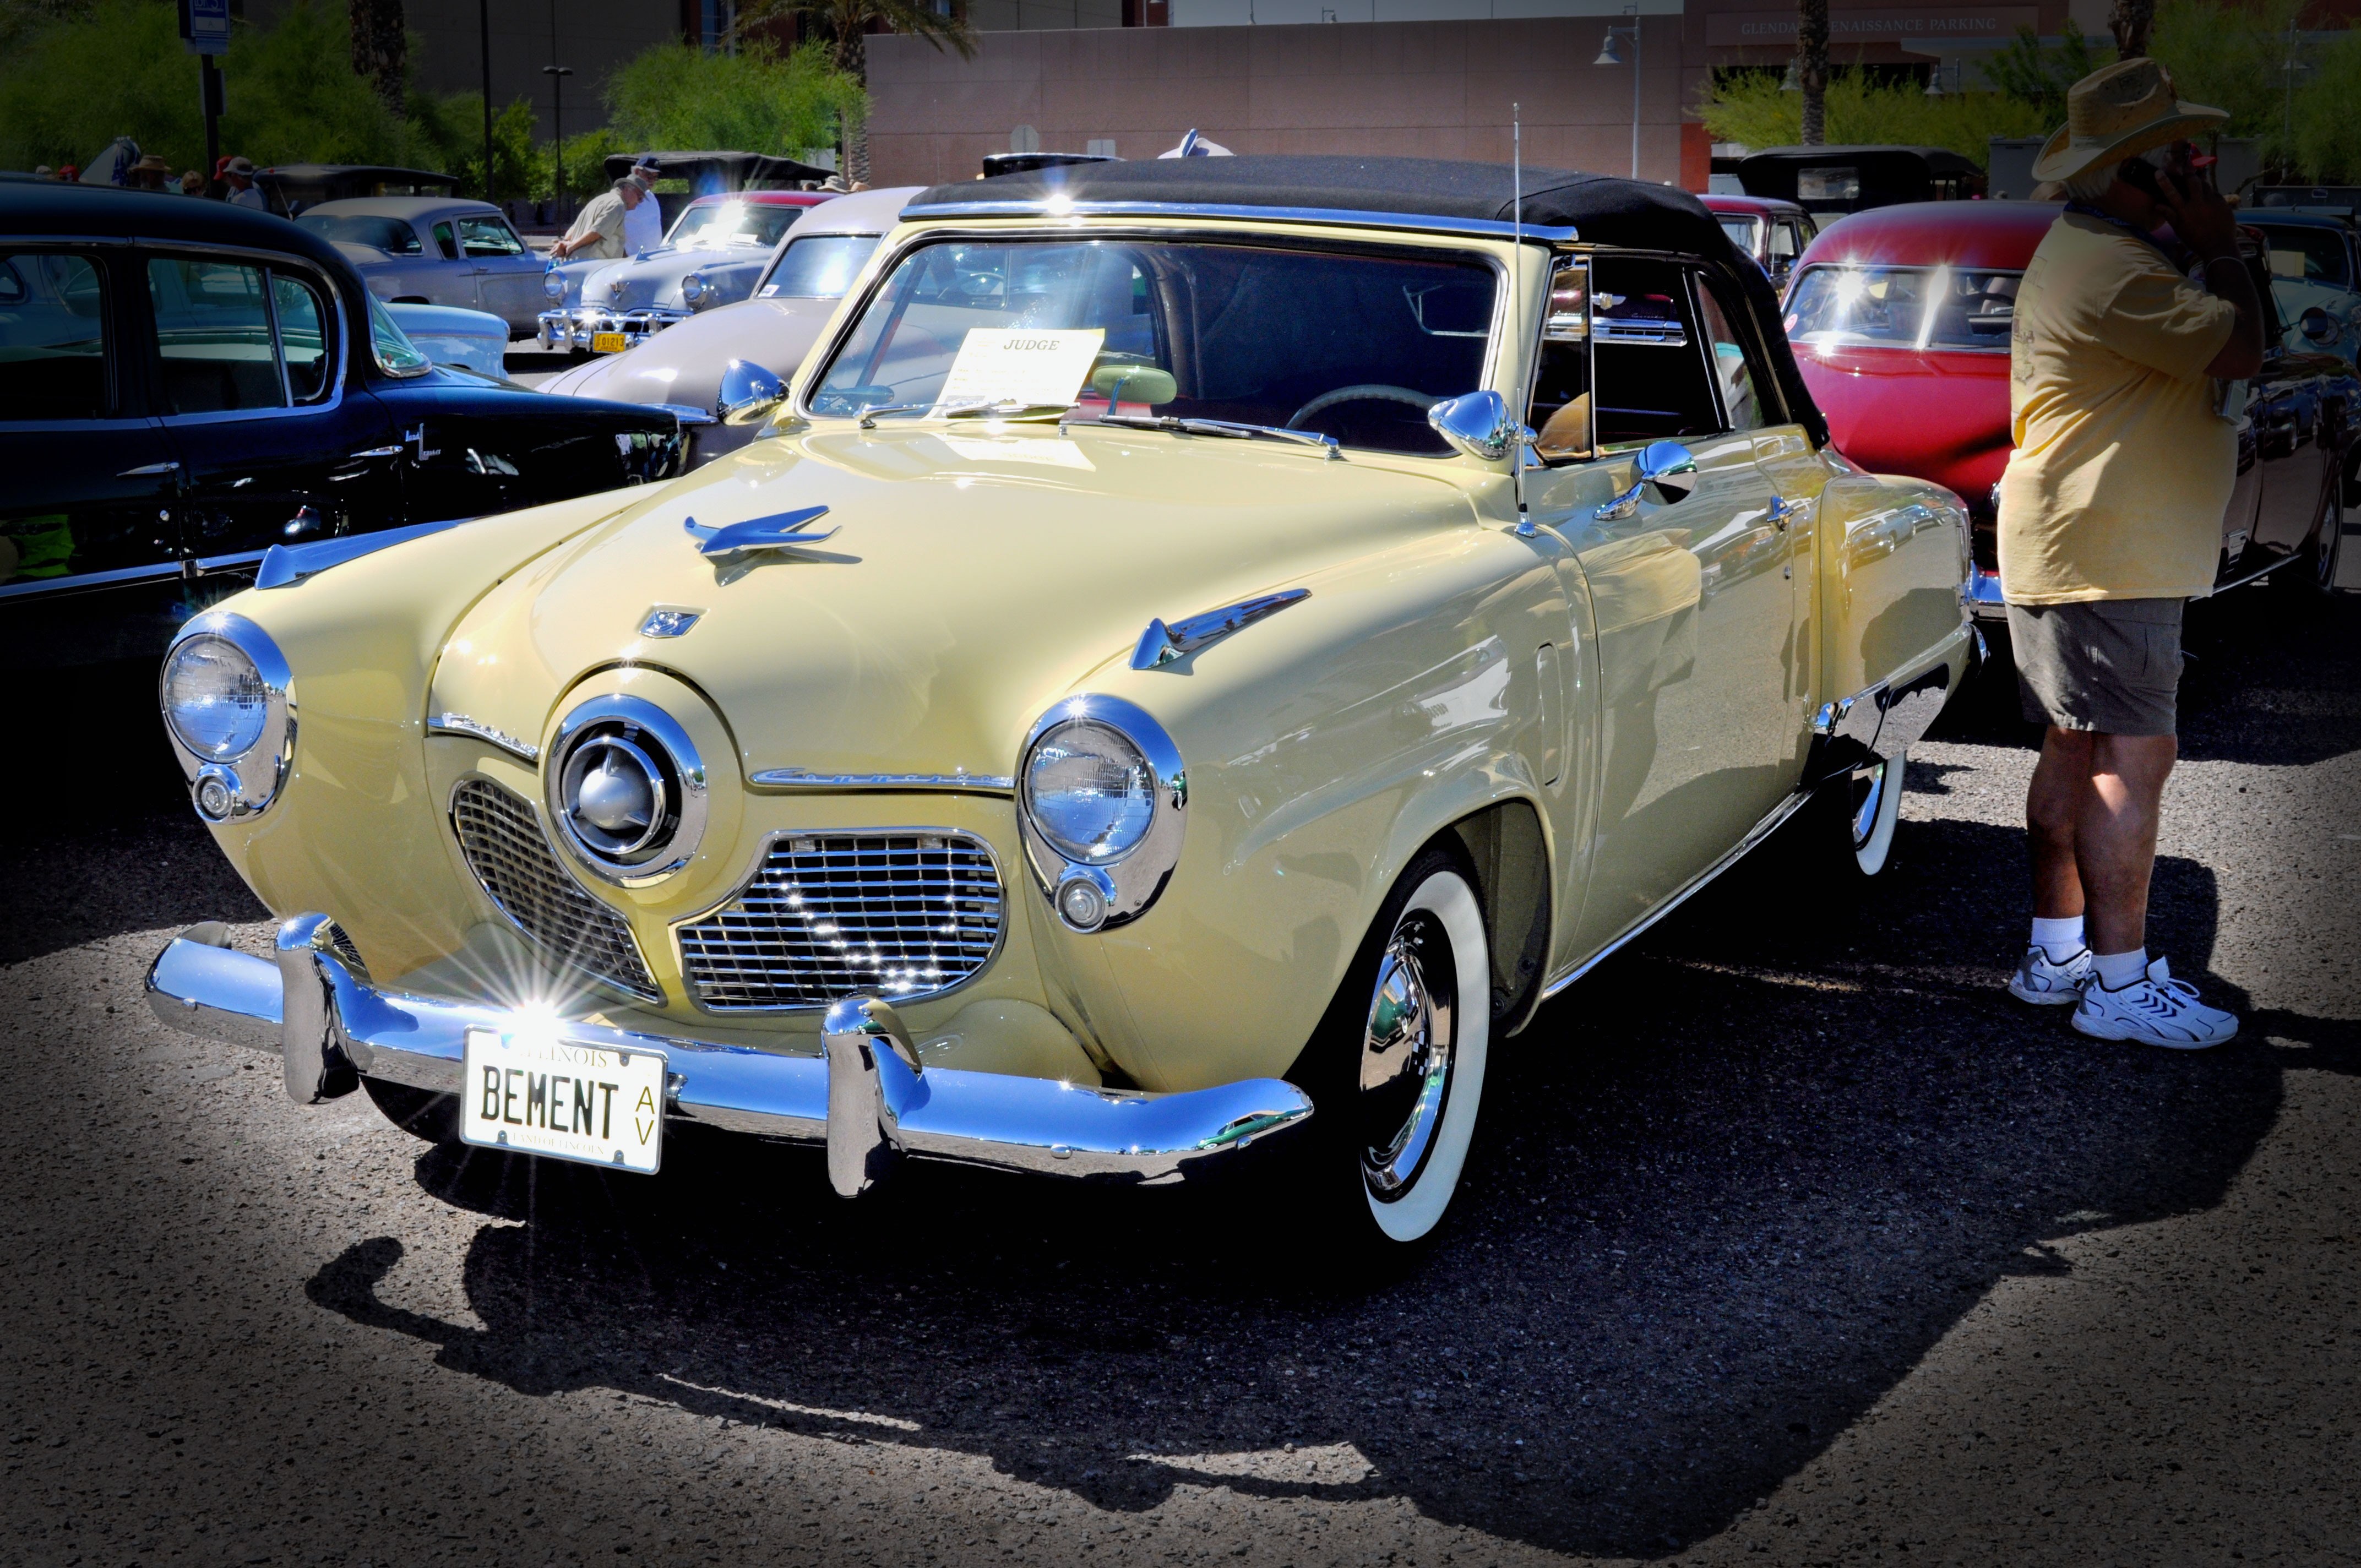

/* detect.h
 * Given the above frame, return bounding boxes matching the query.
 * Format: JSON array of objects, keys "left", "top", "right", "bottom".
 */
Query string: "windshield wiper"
[
  {"left": 1087, "top": 413, "right": 1341, "bottom": 460},
  {"left": 856, "top": 398, "right": 1072, "bottom": 428}
]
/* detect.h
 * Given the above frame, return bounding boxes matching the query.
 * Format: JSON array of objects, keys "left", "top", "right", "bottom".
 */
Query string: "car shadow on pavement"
[{"left": 300, "top": 807, "right": 2327, "bottom": 1561}]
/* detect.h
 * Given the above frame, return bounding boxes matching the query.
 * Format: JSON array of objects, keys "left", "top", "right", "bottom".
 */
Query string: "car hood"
[
  {"left": 1796, "top": 344, "right": 2011, "bottom": 501},
  {"left": 582, "top": 245, "right": 766, "bottom": 312},
  {"left": 428, "top": 426, "right": 1478, "bottom": 782},
  {"left": 540, "top": 295, "right": 844, "bottom": 409}
]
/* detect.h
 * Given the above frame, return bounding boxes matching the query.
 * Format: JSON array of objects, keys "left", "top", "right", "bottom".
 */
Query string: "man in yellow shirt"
[{"left": 1997, "top": 59, "right": 2263, "bottom": 1048}]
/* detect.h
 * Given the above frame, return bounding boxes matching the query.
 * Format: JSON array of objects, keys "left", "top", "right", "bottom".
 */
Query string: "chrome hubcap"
[
  {"left": 1357, "top": 911, "right": 1455, "bottom": 1199},
  {"left": 1848, "top": 760, "right": 1889, "bottom": 851}
]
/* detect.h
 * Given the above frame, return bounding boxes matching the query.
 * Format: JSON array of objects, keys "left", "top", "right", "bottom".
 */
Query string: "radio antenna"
[{"left": 1512, "top": 102, "right": 1522, "bottom": 251}]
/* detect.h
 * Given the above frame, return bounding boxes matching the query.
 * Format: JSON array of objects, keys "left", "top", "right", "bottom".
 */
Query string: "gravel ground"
[{"left": 3, "top": 582, "right": 2354, "bottom": 1567}]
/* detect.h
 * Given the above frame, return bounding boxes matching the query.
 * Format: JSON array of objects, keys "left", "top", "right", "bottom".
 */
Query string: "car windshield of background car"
[
  {"left": 1783, "top": 265, "right": 2020, "bottom": 351},
  {"left": 761, "top": 234, "right": 882, "bottom": 298},
  {"left": 665, "top": 201, "right": 802, "bottom": 253},
  {"left": 456, "top": 216, "right": 527, "bottom": 259},
  {"left": 295, "top": 214, "right": 422, "bottom": 257},
  {"left": 808, "top": 237, "right": 1496, "bottom": 456},
  {"left": 2253, "top": 225, "right": 2352, "bottom": 286},
  {"left": 1717, "top": 216, "right": 1764, "bottom": 259},
  {"left": 0, "top": 252, "right": 106, "bottom": 421}
]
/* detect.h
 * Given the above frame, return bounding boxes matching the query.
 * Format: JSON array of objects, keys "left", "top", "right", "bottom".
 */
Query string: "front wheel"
[
  {"left": 1288, "top": 847, "right": 1491, "bottom": 1253},
  {"left": 1824, "top": 748, "right": 1906, "bottom": 878}
]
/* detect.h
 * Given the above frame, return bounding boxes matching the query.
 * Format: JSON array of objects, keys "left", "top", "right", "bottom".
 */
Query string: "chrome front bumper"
[
  {"left": 145, "top": 915, "right": 1313, "bottom": 1195},
  {"left": 1963, "top": 564, "right": 2008, "bottom": 621},
  {"left": 535, "top": 307, "right": 692, "bottom": 352}
]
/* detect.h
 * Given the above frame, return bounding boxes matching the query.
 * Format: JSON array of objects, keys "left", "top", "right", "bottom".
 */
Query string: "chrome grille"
[
  {"left": 677, "top": 831, "right": 1004, "bottom": 1012},
  {"left": 323, "top": 921, "right": 368, "bottom": 978},
  {"left": 450, "top": 778, "right": 661, "bottom": 1002}
]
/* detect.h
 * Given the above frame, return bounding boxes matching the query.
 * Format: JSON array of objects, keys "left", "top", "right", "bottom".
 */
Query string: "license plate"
[
  {"left": 590, "top": 331, "right": 628, "bottom": 354},
  {"left": 460, "top": 1026, "right": 665, "bottom": 1173}
]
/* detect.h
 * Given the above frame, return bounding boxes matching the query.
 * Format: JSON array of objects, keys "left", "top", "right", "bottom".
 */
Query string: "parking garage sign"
[{"left": 180, "top": 0, "right": 228, "bottom": 55}]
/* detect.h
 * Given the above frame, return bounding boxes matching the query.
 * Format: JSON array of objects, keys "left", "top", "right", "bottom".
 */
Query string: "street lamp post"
[
  {"left": 1593, "top": 7, "right": 1642, "bottom": 182},
  {"left": 542, "top": 62, "right": 573, "bottom": 215}
]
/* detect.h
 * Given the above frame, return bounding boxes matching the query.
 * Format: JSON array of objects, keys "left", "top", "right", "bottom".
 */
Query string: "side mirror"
[
  {"left": 1426, "top": 390, "right": 1534, "bottom": 463},
  {"left": 2300, "top": 305, "right": 2340, "bottom": 347},
  {"left": 1593, "top": 440, "right": 1699, "bottom": 521},
  {"left": 716, "top": 359, "right": 786, "bottom": 427}
]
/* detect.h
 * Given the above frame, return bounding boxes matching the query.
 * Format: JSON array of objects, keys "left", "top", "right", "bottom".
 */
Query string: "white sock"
[
  {"left": 2030, "top": 915, "right": 2085, "bottom": 962},
  {"left": 2093, "top": 948, "right": 2149, "bottom": 990}
]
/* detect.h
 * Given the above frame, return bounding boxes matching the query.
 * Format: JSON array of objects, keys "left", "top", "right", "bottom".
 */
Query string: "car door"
[
  {"left": 0, "top": 246, "right": 197, "bottom": 667},
  {"left": 458, "top": 213, "right": 541, "bottom": 333},
  {"left": 145, "top": 251, "right": 403, "bottom": 563},
  {"left": 1524, "top": 252, "right": 1802, "bottom": 957}
]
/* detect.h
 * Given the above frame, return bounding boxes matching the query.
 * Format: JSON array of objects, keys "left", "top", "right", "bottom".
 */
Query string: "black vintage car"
[{"left": 1, "top": 184, "right": 701, "bottom": 668}]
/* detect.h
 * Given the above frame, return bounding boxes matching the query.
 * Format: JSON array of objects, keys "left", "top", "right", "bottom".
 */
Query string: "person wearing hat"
[
  {"left": 622, "top": 155, "right": 666, "bottom": 254},
  {"left": 223, "top": 156, "right": 267, "bottom": 210},
  {"left": 550, "top": 177, "right": 645, "bottom": 262},
  {"left": 1998, "top": 58, "right": 2264, "bottom": 1049},
  {"left": 128, "top": 154, "right": 171, "bottom": 192}
]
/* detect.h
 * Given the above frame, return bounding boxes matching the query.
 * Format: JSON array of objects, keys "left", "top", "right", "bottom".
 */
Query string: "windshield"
[
  {"left": 2251, "top": 224, "right": 2352, "bottom": 286},
  {"left": 663, "top": 200, "right": 803, "bottom": 252},
  {"left": 297, "top": 213, "right": 422, "bottom": 256},
  {"left": 1783, "top": 264, "right": 2020, "bottom": 351},
  {"left": 761, "top": 234, "right": 882, "bottom": 298},
  {"left": 1717, "top": 216, "right": 1763, "bottom": 258},
  {"left": 808, "top": 237, "right": 1497, "bottom": 456}
]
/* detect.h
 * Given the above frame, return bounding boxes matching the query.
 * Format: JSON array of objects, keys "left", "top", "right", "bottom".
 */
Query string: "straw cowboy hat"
[{"left": 2032, "top": 57, "right": 2228, "bottom": 183}]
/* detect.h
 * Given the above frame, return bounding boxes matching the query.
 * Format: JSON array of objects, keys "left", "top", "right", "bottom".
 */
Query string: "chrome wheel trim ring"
[
  {"left": 1850, "top": 749, "right": 1905, "bottom": 876},
  {"left": 1357, "top": 913, "right": 1456, "bottom": 1200},
  {"left": 1848, "top": 760, "right": 1889, "bottom": 851},
  {"left": 2320, "top": 495, "right": 2343, "bottom": 591}
]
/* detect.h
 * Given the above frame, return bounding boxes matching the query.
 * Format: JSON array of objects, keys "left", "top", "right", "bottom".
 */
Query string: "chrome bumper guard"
[
  {"left": 535, "top": 307, "right": 692, "bottom": 352},
  {"left": 145, "top": 914, "right": 1313, "bottom": 1196},
  {"left": 1963, "top": 564, "right": 2008, "bottom": 620}
]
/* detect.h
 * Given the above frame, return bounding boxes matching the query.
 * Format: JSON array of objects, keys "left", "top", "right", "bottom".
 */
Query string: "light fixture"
[
  {"left": 1593, "top": 30, "right": 1623, "bottom": 66},
  {"left": 1592, "top": 9, "right": 1642, "bottom": 179}
]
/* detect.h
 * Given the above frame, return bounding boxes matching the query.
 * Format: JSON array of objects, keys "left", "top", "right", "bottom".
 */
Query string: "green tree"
[
  {"left": 2148, "top": 0, "right": 2305, "bottom": 169},
  {"left": 601, "top": 40, "right": 861, "bottom": 162},
  {"left": 2289, "top": 26, "right": 2361, "bottom": 181},
  {"left": 1983, "top": 25, "right": 2109, "bottom": 123},
  {"left": 738, "top": 0, "right": 974, "bottom": 184},
  {"left": 1699, "top": 67, "right": 2054, "bottom": 165}
]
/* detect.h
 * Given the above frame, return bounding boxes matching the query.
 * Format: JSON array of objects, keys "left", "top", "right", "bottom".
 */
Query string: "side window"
[
  {"left": 0, "top": 252, "right": 108, "bottom": 421},
  {"left": 272, "top": 274, "right": 333, "bottom": 403},
  {"left": 432, "top": 221, "right": 459, "bottom": 261},
  {"left": 1590, "top": 257, "right": 1720, "bottom": 447},
  {"left": 1768, "top": 222, "right": 1804, "bottom": 277},
  {"left": 1694, "top": 274, "right": 1770, "bottom": 433},
  {"left": 1529, "top": 258, "right": 1592, "bottom": 460},
  {"left": 148, "top": 257, "right": 281, "bottom": 414},
  {"left": 457, "top": 216, "right": 525, "bottom": 258}
]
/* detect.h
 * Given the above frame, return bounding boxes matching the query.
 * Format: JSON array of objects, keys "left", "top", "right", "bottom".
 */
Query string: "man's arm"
[{"left": 2159, "top": 171, "right": 2267, "bottom": 379}]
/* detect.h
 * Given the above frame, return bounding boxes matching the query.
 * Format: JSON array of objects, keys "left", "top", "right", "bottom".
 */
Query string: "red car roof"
[{"left": 1796, "top": 200, "right": 2059, "bottom": 271}]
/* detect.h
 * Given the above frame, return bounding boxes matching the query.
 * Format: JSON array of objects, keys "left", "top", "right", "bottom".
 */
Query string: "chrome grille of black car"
[
  {"left": 450, "top": 778, "right": 662, "bottom": 1003},
  {"left": 677, "top": 831, "right": 1004, "bottom": 1012}
]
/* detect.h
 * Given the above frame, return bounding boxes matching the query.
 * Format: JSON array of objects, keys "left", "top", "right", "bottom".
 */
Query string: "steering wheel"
[{"left": 1285, "top": 383, "right": 1434, "bottom": 430}]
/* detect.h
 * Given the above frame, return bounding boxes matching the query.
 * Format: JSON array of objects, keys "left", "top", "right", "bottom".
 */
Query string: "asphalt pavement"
[{"left": 3, "top": 580, "right": 2355, "bottom": 1566}]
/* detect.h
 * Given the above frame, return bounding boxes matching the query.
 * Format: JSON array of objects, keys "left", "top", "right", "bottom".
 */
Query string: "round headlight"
[
  {"left": 542, "top": 270, "right": 565, "bottom": 299},
  {"left": 1023, "top": 718, "right": 1156, "bottom": 864},
  {"left": 162, "top": 634, "right": 268, "bottom": 760},
  {"left": 680, "top": 272, "right": 706, "bottom": 304}
]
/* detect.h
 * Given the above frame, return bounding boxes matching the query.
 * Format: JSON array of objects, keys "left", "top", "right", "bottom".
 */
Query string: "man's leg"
[
  {"left": 2026, "top": 726, "right": 2095, "bottom": 921},
  {"left": 2076, "top": 731, "right": 2177, "bottom": 957}
]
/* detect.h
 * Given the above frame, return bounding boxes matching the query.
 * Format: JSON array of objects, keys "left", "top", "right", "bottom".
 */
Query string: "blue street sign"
[{"left": 181, "top": 0, "right": 229, "bottom": 56}]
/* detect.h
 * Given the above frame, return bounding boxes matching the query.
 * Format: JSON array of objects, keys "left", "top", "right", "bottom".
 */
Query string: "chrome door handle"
[
  {"left": 118, "top": 460, "right": 181, "bottom": 477},
  {"left": 1765, "top": 495, "right": 1799, "bottom": 531},
  {"left": 349, "top": 445, "right": 403, "bottom": 460}
]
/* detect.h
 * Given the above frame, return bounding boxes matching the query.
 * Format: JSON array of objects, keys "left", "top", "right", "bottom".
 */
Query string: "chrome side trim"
[
  {"left": 143, "top": 928, "right": 1315, "bottom": 1185},
  {"left": 897, "top": 199, "right": 1579, "bottom": 246},
  {"left": 0, "top": 547, "right": 270, "bottom": 603},
  {"left": 1130, "top": 588, "right": 1310, "bottom": 670},
  {"left": 256, "top": 518, "right": 465, "bottom": 590},
  {"left": 427, "top": 712, "right": 540, "bottom": 763},
  {"left": 1540, "top": 787, "right": 1814, "bottom": 1002},
  {"left": 747, "top": 770, "right": 1015, "bottom": 792}
]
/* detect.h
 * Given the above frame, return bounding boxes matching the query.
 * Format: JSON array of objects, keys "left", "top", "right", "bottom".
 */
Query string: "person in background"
[
  {"left": 549, "top": 178, "right": 643, "bottom": 262},
  {"left": 128, "top": 154, "right": 171, "bottom": 192},
  {"left": 1998, "top": 58, "right": 2263, "bottom": 1048},
  {"left": 623, "top": 154, "right": 665, "bottom": 254},
  {"left": 31, "top": 165, "right": 52, "bottom": 179},
  {"left": 178, "top": 170, "right": 205, "bottom": 197},
  {"left": 223, "top": 156, "right": 267, "bottom": 210}
]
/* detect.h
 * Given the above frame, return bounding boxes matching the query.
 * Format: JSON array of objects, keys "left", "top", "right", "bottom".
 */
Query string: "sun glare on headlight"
[
  {"left": 1024, "top": 720, "right": 1156, "bottom": 864},
  {"left": 162, "top": 635, "right": 269, "bottom": 760}
]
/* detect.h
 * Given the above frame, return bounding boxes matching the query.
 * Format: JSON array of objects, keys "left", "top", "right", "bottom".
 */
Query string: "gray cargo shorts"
[{"left": 2005, "top": 598, "right": 2185, "bottom": 737}]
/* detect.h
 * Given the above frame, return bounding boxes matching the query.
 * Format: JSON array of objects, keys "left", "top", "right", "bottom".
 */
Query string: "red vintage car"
[
  {"left": 1783, "top": 200, "right": 2357, "bottom": 615},
  {"left": 1701, "top": 194, "right": 1816, "bottom": 292}
]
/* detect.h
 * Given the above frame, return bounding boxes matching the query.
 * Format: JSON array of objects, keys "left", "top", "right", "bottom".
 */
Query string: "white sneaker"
[
  {"left": 2072, "top": 957, "right": 2239, "bottom": 1049},
  {"left": 2008, "top": 944, "right": 2094, "bottom": 1006}
]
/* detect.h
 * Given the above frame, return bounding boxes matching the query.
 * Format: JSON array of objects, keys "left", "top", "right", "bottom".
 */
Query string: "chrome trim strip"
[
  {"left": 427, "top": 712, "right": 541, "bottom": 763},
  {"left": 899, "top": 199, "right": 1580, "bottom": 245},
  {"left": 1131, "top": 588, "right": 1310, "bottom": 670},
  {"left": 0, "top": 548, "right": 269, "bottom": 602},
  {"left": 1541, "top": 787, "right": 1815, "bottom": 1003},
  {"left": 256, "top": 518, "right": 464, "bottom": 589},
  {"left": 145, "top": 926, "right": 1313, "bottom": 1183},
  {"left": 747, "top": 770, "right": 1016, "bottom": 792}
]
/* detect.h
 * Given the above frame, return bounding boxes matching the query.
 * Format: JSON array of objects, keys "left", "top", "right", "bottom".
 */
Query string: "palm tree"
[
  {"left": 1796, "top": 0, "right": 1829, "bottom": 146},
  {"left": 739, "top": 0, "right": 977, "bottom": 185},
  {"left": 349, "top": 0, "right": 407, "bottom": 109},
  {"left": 2109, "top": 0, "right": 2155, "bottom": 57}
]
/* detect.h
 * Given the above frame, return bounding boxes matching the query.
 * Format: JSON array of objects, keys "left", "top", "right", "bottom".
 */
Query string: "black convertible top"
[{"left": 905, "top": 155, "right": 1828, "bottom": 445}]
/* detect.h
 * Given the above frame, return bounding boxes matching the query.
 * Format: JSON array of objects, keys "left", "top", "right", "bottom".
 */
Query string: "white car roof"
[{"left": 784, "top": 186, "right": 924, "bottom": 238}]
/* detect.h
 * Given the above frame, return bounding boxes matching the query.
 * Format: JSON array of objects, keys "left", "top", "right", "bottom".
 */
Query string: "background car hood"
[
  {"left": 1797, "top": 344, "right": 2011, "bottom": 503},
  {"left": 429, "top": 426, "right": 1477, "bottom": 782},
  {"left": 540, "top": 295, "right": 844, "bottom": 410},
  {"left": 583, "top": 245, "right": 765, "bottom": 313}
]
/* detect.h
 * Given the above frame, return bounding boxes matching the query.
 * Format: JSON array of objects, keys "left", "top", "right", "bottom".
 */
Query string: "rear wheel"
[
  {"left": 362, "top": 1077, "right": 459, "bottom": 1144},
  {"left": 1288, "top": 847, "right": 1491, "bottom": 1254},
  {"left": 2280, "top": 486, "right": 2343, "bottom": 596}
]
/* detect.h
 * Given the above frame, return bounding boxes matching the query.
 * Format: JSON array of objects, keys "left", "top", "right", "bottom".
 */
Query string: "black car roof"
[{"left": 0, "top": 182, "right": 358, "bottom": 278}]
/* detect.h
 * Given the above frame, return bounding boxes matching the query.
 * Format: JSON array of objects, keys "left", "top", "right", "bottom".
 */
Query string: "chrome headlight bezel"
[
  {"left": 159, "top": 611, "right": 295, "bottom": 824},
  {"left": 679, "top": 271, "right": 707, "bottom": 305},
  {"left": 1016, "top": 695, "right": 1185, "bottom": 933},
  {"left": 543, "top": 694, "right": 708, "bottom": 888},
  {"left": 542, "top": 270, "right": 565, "bottom": 300}
]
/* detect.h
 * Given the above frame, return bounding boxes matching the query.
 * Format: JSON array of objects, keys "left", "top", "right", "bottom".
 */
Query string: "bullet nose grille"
[
  {"left": 677, "top": 832, "right": 1004, "bottom": 1012},
  {"left": 450, "top": 778, "right": 662, "bottom": 1003}
]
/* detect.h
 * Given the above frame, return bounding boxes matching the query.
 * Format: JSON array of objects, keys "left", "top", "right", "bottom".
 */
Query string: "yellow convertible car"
[{"left": 148, "top": 157, "right": 1973, "bottom": 1251}]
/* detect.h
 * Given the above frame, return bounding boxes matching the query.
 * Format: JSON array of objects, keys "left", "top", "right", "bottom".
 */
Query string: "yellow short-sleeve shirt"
[{"left": 1996, "top": 211, "right": 2237, "bottom": 604}]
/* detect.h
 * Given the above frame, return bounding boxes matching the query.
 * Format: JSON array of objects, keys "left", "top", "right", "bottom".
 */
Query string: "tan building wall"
[{"left": 867, "top": 15, "right": 1688, "bottom": 190}]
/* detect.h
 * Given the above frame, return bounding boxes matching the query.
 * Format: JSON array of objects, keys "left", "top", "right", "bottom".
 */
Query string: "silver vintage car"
[
  {"left": 535, "top": 190, "right": 833, "bottom": 354},
  {"left": 297, "top": 197, "right": 545, "bottom": 337}
]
